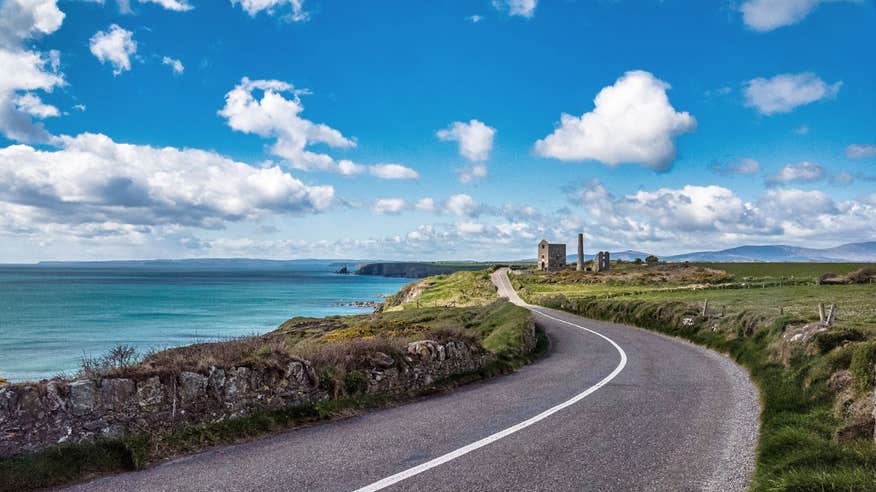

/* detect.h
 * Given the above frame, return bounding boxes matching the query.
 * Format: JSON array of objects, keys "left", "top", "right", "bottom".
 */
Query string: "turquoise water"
[{"left": 0, "top": 262, "right": 411, "bottom": 382}]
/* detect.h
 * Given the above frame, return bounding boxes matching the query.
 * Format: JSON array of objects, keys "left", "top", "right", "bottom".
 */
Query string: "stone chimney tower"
[{"left": 576, "top": 233, "right": 584, "bottom": 271}]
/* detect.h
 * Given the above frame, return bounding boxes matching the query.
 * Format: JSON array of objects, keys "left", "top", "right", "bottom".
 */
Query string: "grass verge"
[{"left": 534, "top": 295, "right": 876, "bottom": 491}]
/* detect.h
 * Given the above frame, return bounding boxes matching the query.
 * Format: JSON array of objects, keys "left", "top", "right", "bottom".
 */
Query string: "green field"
[
  {"left": 690, "top": 262, "right": 872, "bottom": 279},
  {"left": 514, "top": 263, "right": 876, "bottom": 334},
  {"left": 514, "top": 261, "right": 876, "bottom": 491}
]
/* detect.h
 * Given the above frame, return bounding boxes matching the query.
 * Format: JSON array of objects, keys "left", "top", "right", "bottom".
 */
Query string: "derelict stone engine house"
[
  {"left": 537, "top": 240, "right": 566, "bottom": 272},
  {"left": 538, "top": 234, "right": 611, "bottom": 272}
]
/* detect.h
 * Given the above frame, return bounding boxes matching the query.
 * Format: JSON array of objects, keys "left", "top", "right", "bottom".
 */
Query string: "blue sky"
[{"left": 0, "top": 0, "right": 874, "bottom": 261}]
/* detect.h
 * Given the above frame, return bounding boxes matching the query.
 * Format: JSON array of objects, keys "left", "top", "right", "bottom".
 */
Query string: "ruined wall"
[{"left": 0, "top": 339, "right": 491, "bottom": 458}]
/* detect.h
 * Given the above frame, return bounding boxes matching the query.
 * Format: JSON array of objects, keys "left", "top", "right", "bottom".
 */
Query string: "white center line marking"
[{"left": 353, "top": 307, "right": 628, "bottom": 492}]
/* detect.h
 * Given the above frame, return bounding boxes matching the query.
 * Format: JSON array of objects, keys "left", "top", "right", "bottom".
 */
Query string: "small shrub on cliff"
[
  {"left": 79, "top": 345, "right": 141, "bottom": 378},
  {"left": 849, "top": 341, "right": 876, "bottom": 392}
]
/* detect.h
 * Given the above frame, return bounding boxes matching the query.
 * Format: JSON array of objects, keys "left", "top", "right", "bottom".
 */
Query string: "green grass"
[
  {"left": 520, "top": 263, "right": 876, "bottom": 491},
  {"left": 382, "top": 269, "right": 499, "bottom": 311}
]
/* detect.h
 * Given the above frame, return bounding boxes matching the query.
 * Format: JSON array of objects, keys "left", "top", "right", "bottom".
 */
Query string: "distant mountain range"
[
  {"left": 563, "top": 241, "right": 876, "bottom": 263},
  {"left": 20, "top": 241, "right": 876, "bottom": 268}
]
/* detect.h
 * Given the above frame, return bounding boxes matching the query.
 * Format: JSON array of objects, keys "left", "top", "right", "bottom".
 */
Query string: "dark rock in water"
[{"left": 335, "top": 266, "right": 349, "bottom": 274}]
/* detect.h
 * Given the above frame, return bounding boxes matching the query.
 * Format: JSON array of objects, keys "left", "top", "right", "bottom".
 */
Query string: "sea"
[{"left": 0, "top": 261, "right": 411, "bottom": 382}]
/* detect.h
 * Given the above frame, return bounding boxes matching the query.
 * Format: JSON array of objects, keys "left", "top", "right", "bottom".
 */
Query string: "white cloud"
[
  {"left": 845, "top": 144, "right": 876, "bottom": 160},
  {"left": 0, "top": 0, "right": 65, "bottom": 143},
  {"left": 139, "top": 0, "right": 193, "bottom": 11},
  {"left": 758, "top": 188, "right": 837, "bottom": 217},
  {"left": 14, "top": 92, "right": 59, "bottom": 118},
  {"left": 438, "top": 119, "right": 496, "bottom": 184},
  {"left": 89, "top": 24, "right": 137, "bottom": 75},
  {"left": 740, "top": 0, "right": 859, "bottom": 32},
  {"left": 446, "top": 194, "right": 478, "bottom": 217},
  {"left": 231, "top": 0, "right": 307, "bottom": 21},
  {"left": 711, "top": 157, "right": 761, "bottom": 176},
  {"left": 794, "top": 125, "right": 810, "bottom": 135},
  {"left": 161, "top": 56, "right": 184, "bottom": 74},
  {"left": 219, "top": 78, "right": 417, "bottom": 179},
  {"left": 744, "top": 72, "right": 841, "bottom": 115},
  {"left": 372, "top": 198, "right": 407, "bottom": 215},
  {"left": 765, "top": 161, "right": 826, "bottom": 185},
  {"left": 458, "top": 164, "right": 488, "bottom": 184},
  {"left": 368, "top": 163, "right": 419, "bottom": 180},
  {"left": 629, "top": 185, "right": 752, "bottom": 233},
  {"left": 457, "top": 221, "right": 486, "bottom": 235},
  {"left": 415, "top": 197, "right": 435, "bottom": 213},
  {"left": 0, "top": 133, "right": 334, "bottom": 233},
  {"left": 437, "top": 119, "right": 496, "bottom": 162},
  {"left": 466, "top": 15, "right": 483, "bottom": 23},
  {"left": 534, "top": 71, "right": 696, "bottom": 171},
  {"left": 492, "top": 0, "right": 537, "bottom": 18},
  {"left": 73, "top": 104, "right": 86, "bottom": 111}
]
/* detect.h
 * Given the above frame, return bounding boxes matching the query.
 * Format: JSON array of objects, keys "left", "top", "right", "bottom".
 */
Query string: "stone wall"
[{"left": 0, "top": 339, "right": 491, "bottom": 458}]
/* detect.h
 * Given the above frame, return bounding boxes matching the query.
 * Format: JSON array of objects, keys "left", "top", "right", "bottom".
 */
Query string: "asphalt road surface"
[{"left": 67, "top": 269, "right": 760, "bottom": 492}]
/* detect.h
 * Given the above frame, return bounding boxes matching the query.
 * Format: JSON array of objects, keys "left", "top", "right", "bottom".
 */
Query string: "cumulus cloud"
[
  {"left": 0, "top": 133, "right": 334, "bottom": 233},
  {"left": 371, "top": 198, "right": 407, "bottom": 215},
  {"left": 466, "top": 15, "right": 483, "bottom": 23},
  {"left": 492, "top": 0, "right": 537, "bottom": 18},
  {"left": 219, "top": 77, "right": 418, "bottom": 179},
  {"left": 437, "top": 119, "right": 496, "bottom": 184},
  {"left": 161, "top": 56, "right": 184, "bottom": 74},
  {"left": 711, "top": 157, "right": 761, "bottom": 176},
  {"left": 740, "top": 0, "right": 859, "bottom": 32},
  {"left": 139, "top": 0, "right": 192, "bottom": 11},
  {"left": 445, "top": 194, "right": 478, "bottom": 217},
  {"left": 89, "top": 24, "right": 137, "bottom": 75},
  {"left": 744, "top": 72, "right": 841, "bottom": 115},
  {"left": 845, "top": 144, "right": 876, "bottom": 160},
  {"left": 765, "top": 161, "right": 826, "bottom": 186},
  {"left": 14, "top": 92, "right": 59, "bottom": 118},
  {"left": 231, "top": 0, "right": 307, "bottom": 21},
  {"left": 534, "top": 70, "right": 696, "bottom": 171},
  {"left": 368, "top": 164, "right": 419, "bottom": 180},
  {"left": 0, "top": 0, "right": 65, "bottom": 143},
  {"left": 437, "top": 119, "right": 496, "bottom": 162}
]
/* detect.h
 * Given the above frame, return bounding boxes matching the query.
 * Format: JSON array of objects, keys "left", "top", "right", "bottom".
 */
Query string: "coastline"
[{"left": 0, "top": 266, "right": 412, "bottom": 383}]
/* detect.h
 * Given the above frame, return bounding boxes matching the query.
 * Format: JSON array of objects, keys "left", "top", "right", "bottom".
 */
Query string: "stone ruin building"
[
  {"left": 595, "top": 251, "right": 610, "bottom": 272},
  {"left": 537, "top": 239, "right": 566, "bottom": 271},
  {"left": 537, "top": 236, "right": 611, "bottom": 273}
]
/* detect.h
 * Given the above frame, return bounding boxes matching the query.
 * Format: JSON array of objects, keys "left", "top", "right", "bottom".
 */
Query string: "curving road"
[{"left": 68, "top": 269, "right": 759, "bottom": 492}]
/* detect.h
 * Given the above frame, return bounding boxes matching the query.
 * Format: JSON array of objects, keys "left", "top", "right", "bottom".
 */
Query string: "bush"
[
  {"left": 849, "top": 341, "right": 876, "bottom": 392},
  {"left": 813, "top": 329, "right": 866, "bottom": 354},
  {"left": 79, "top": 345, "right": 141, "bottom": 378},
  {"left": 343, "top": 370, "right": 368, "bottom": 395}
]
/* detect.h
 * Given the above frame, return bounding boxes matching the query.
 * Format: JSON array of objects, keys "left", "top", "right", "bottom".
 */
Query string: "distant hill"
[
  {"left": 664, "top": 242, "right": 876, "bottom": 263},
  {"left": 355, "top": 262, "right": 487, "bottom": 278},
  {"left": 35, "top": 258, "right": 369, "bottom": 270}
]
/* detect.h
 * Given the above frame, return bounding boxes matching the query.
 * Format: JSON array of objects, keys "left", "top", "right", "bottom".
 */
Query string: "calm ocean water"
[{"left": 0, "top": 262, "right": 411, "bottom": 382}]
